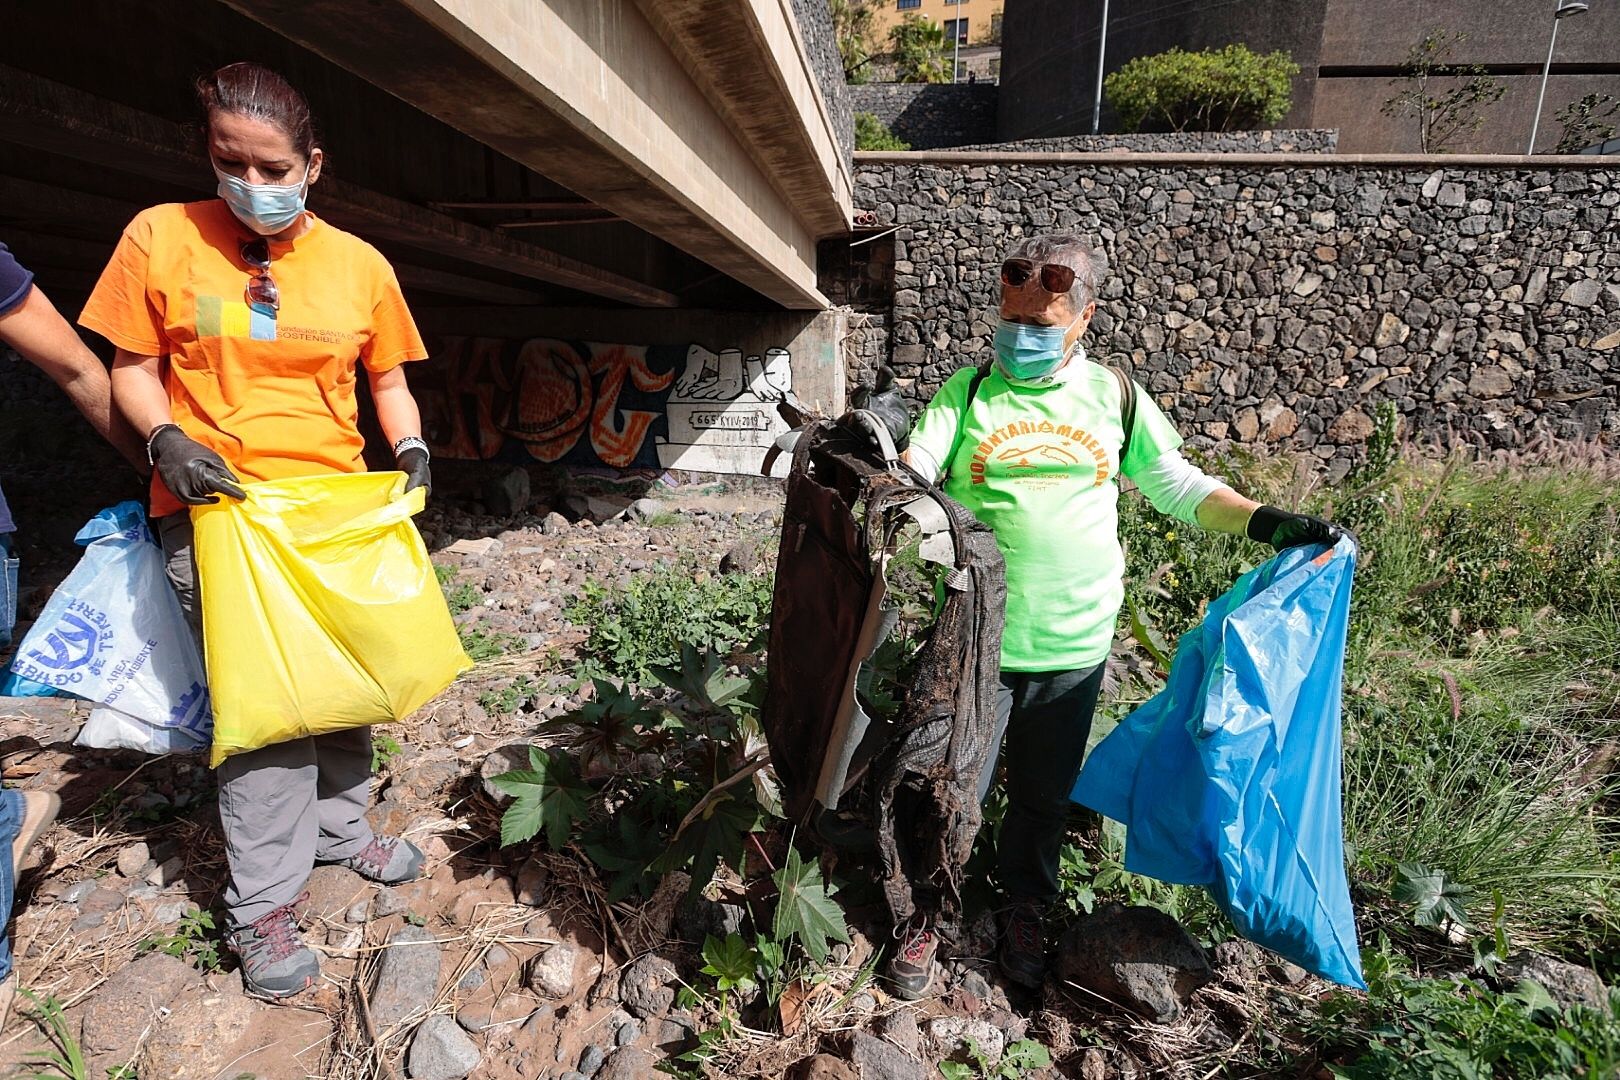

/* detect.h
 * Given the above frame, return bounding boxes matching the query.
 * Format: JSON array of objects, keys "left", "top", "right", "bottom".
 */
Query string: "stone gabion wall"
[
  {"left": 853, "top": 160, "right": 1620, "bottom": 467},
  {"left": 848, "top": 84, "right": 999, "bottom": 150},
  {"left": 951, "top": 130, "right": 1339, "bottom": 154},
  {"left": 792, "top": 0, "right": 854, "bottom": 167}
]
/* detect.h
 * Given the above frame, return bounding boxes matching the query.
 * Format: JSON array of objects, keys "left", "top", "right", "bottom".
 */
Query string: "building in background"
[
  {"left": 869, "top": 0, "right": 1003, "bottom": 82},
  {"left": 1000, "top": 0, "right": 1620, "bottom": 153}
]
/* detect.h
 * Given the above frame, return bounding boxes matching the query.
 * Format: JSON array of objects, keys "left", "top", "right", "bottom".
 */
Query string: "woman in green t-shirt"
[{"left": 883, "top": 232, "right": 1341, "bottom": 999}]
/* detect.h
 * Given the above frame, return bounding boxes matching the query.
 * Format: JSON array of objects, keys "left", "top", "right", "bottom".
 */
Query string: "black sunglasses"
[
  {"left": 241, "top": 238, "right": 279, "bottom": 315},
  {"left": 1000, "top": 258, "right": 1076, "bottom": 294}
]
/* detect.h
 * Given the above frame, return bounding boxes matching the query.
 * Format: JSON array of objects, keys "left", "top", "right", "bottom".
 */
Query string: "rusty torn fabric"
[{"left": 761, "top": 411, "right": 1005, "bottom": 930}]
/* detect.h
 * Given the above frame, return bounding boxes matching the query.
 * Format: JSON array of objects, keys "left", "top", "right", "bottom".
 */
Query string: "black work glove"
[
  {"left": 397, "top": 446, "right": 432, "bottom": 497},
  {"left": 1247, "top": 505, "right": 1342, "bottom": 551},
  {"left": 850, "top": 364, "right": 911, "bottom": 453},
  {"left": 148, "top": 425, "right": 246, "bottom": 505}
]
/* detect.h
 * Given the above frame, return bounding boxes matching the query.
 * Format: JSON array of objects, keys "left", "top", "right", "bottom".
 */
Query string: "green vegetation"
[
  {"left": 888, "top": 15, "right": 951, "bottom": 84},
  {"left": 17, "top": 988, "right": 89, "bottom": 1079},
  {"left": 371, "top": 732, "right": 402, "bottom": 773},
  {"left": 479, "top": 674, "right": 540, "bottom": 716},
  {"left": 856, "top": 112, "right": 911, "bottom": 151},
  {"left": 831, "top": 0, "right": 878, "bottom": 83},
  {"left": 137, "top": 908, "right": 224, "bottom": 972},
  {"left": 1104, "top": 44, "right": 1298, "bottom": 133},
  {"left": 940, "top": 1039, "right": 1052, "bottom": 1080},
  {"left": 459, "top": 625, "right": 526, "bottom": 661},
  {"left": 1381, "top": 29, "right": 1505, "bottom": 154},
  {"left": 564, "top": 558, "right": 773, "bottom": 683},
  {"left": 1553, "top": 92, "right": 1620, "bottom": 154}
]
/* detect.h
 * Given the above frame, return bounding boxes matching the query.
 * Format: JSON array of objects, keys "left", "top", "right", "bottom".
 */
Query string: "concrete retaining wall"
[{"left": 851, "top": 153, "right": 1620, "bottom": 468}]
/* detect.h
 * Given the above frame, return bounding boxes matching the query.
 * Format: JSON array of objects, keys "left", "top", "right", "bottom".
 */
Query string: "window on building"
[
  {"left": 943, "top": 17, "right": 969, "bottom": 43},
  {"left": 945, "top": 0, "right": 969, "bottom": 5},
  {"left": 896, "top": 0, "right": 920, "bottom": 9}
]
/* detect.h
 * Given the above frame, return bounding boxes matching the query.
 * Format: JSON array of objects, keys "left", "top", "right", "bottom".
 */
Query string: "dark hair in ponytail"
[{"left": 195, "top": 62, "right": 317, "bottom": 160}]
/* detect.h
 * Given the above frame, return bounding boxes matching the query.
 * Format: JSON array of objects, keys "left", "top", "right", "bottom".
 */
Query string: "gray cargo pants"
[{"left": 159, "top": 513, "right": 376, "bottom": 930}]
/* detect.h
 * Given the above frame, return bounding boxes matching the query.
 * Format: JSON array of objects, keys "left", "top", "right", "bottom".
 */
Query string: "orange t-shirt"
[{"left": 80, "top": 200, "right": 428, "bottom": 518}]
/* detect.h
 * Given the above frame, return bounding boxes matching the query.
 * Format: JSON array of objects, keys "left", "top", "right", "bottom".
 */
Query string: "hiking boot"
[
  {"left": 885, "top": 922, "right": 939, "bottom": 1001},
  {"left": 330, "top": 834, "right": 425, "bottom": 885},
  {"left": 229, "top": 893, "right": 319, "bottom": 1000},
  {"left": 998, "top": 900, "right": 1048, "bottom": 988},
  {"left": 12, "top": 791, "right": 60, "bottom": 872}
]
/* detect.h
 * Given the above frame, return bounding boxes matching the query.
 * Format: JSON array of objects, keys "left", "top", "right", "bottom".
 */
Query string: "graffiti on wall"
[{"left": 416, "top": 336, "right": 794, "bottom": 475}]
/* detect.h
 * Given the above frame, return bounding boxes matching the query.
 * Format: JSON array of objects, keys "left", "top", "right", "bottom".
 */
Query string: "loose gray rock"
[
  {"left": 152, "top": 900, "right": 191, "bottom": 925},
  {"left": 619, "top": 953, "right": 678, "bottom": 1019},
  {"left": 839, "top": 1029, "right": 926, "bottom": 1080},
  {"left": 528, "top": 941, "right": 582, "bottom": 998},
  {"left": 598, "top": 1047, "right": 656, "bottom": 1080},
  {"left": 407, "top": 1014, "right": 482, "bottom": 1080},
  {"left": 578, "top": 1043, "right": 606, "bottom": 1076},
  {"left": 373, "top": 887, "right": 411, "bottom": 918},
  {"left": 614, "top": 1018, "right": 641, "bottom": 1047},
  {"left": 1502, "top": 953, "right": 1609, "bottom": 1012},
  {"left": 116, "top": 842, "right": 152, "bottom": 878},
  {"left": 1056, "top": 904, "right": 1213, "bottom": 1022},
  {"left": 541, "top": 512, "right": 570, "bottom": 535},
  {"left": 874, "top": 1009, "right": 922, "bottom": 1057},
  {"left": 630, "top": 497, "right": 662, "bottom": 521},
  {"left": 61, "top": 879, "right": 98, "bottom": 905},
  {"left": 480, "top": 743, "right": 533, "bottom": 805},
  {"left": 676, "top": 895, "right": 746, "bottom": 942},
  {"left": 925, "top": 1016, "right": 1004, "bottom": 1063},
  {"left": 145, "top": 856, "right": 185, "bottom": 888},
  {"left": 370, "top": 925, "right": 443, "bottom": 1029}
]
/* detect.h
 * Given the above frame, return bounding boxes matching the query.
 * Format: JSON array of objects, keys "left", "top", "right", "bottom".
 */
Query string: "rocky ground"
[{"left": 0, "top": 461, "right": 1402, "bottom": 1079}]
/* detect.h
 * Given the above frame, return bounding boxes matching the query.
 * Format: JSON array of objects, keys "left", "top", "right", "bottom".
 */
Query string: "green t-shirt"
[{"left": 909, "top": 357, "right": 1182, "bottom": 672}]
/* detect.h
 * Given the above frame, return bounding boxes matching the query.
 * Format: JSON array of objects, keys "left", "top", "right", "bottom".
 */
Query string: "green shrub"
[
  {"left": 888, "top": 15, "right": 950, "bottom": 84},
  {"left": 1104, "top": 44, "right": 1299, "bottom": 132},
  {"left": 565, "top": 560, "right": 774, "bottom": 682},
  {"left": 856, "top": 111, "right": 910, "bottom": 151}
]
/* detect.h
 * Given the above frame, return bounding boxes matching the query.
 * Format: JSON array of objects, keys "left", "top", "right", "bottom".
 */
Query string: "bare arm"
[
  {"left": 367, "top": 364, "right": 423, "bottom": 447},
  {"left": 1, "top": 286, "right": 147, "bottom": 471},
  {"left": 1194, "top": 485, "right": 1261, "bottom": 535},
  {"left": 110, "top": 348, "right": 175, "bottom": 444}
]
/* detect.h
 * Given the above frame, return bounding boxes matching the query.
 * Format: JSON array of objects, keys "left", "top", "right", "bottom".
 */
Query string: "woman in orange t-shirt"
[{"left": 81, "top": 62, "right": 432, "bottom": 1001}]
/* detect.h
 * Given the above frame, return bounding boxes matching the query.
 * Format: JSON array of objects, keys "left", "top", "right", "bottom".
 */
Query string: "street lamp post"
[
  {"left": 1528, "top": 0, "right": 1590, "bottom": 154},
  {"left": 1091, "top": 0, "right": 1111, "bottom": 134}
]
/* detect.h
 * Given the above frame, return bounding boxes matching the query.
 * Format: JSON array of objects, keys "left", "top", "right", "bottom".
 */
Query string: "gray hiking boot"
[
  {"left": 230, "top": 893, "right": 319, "bottom": 1000},
  {"left": 884, "top": 921, "right": 939, "bottom": 1001},
  {"left": 335, "top": 834, "right": 425, "bottom": 885}
]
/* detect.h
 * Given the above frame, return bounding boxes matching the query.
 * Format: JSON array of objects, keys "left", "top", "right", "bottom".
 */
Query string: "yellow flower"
[{"left": 1165, "top": 531, "right": 1177, "bottom": 541}]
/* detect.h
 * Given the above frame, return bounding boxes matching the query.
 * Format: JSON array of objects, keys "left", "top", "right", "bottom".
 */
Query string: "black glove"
[
  {"left": 397, "top": 446, "right": 432, "bottom": 497},
  {"left": 1247, "top": 505, "right": 1342, "bottom": 551},
  {"left": 148, "top": 425, "right": 246, "bottom": 505},
  {"left": 850, "top": 365, "right": 911, "bottom": 453}
]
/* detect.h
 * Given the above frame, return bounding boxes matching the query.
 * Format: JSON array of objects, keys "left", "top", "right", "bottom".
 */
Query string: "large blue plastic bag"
[
  {"left": 1, "top": 503, "right": 211, "bottom": 753},
  {"left": 1072, "top": 536, "right": 1363, "bottom": 988}
]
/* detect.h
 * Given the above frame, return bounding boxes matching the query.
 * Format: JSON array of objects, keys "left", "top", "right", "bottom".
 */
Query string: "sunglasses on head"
[
  {"left": 241, "top": 238, "right": 279, "bottom": 315},
  {"left": 1000, "top": 258, "right": 1076, "bottom": 294}
]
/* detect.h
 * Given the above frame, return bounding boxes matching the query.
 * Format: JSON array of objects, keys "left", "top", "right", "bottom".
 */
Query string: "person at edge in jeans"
[
  {"left": 0, "top": 240, "right": 144, "bottom": 1023},
  {"left": 880, "top": 233, "right": 1342, "bottom": 997},
  {"left": 79, "top": 62, "right": 436, "bottom": 1001}
]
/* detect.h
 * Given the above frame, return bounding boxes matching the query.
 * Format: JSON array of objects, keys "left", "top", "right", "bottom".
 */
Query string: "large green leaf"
[
  {"left": 699, "top": 933, "right": 760, "bottom": 992},
  {"left": 650, "top": 643, "right": 751, "bottom": 712},
  {"left": 581, "top": 815, "right": 666, "bottom": 901},
  {"left": 490, "top": 747, "right": 591, "bottom": 850},
  {"left": 771, "top": 845, "right": 850, "bottom": 964},
  {"left": 1393, "top": 861, "right": 1474, "bottom": 928},
  {"left": 653, "top": 788, "right": 763, "bottom": 897}
]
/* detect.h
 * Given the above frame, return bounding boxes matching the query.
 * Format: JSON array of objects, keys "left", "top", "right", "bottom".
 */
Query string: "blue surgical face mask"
[
  {"left": 993, "top": 316, "right": 1081, "bottom": 381},
  {"left": 214, "top": 162, "right": 311, "bottom": 236}
]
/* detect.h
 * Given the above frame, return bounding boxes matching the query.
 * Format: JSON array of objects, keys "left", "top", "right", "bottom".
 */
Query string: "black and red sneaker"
[
  {"left": 998, "top": 900, "right": 1048, "bottom": 988},
  {"left": 885, "top": 921, "right": 939, "bottom": 1000}
]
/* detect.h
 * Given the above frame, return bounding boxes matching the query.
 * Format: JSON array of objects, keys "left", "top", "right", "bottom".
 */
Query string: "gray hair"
[{"left": 1004, "top": 233, "right": 1106, "bottom": 314}]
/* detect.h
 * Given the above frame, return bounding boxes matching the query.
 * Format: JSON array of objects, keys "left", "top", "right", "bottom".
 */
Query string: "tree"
[
  {"left": 1104, "top": 45, "right": 1299, "bottom": 133},
  {"left": 888, "top": 16, "right": 951, "bottom": 85},
  {"left": 855, "top": 112, "right": 910, "bottom": 151},
  {"left": 1380, "top": 30, "right": 1504, "bottom": 154},
  {"left": 1552, "top": 93, "right": 1620, "bottom": 154},
  {"left": 831, "top": 0, "right": 878, "bottom": 84}
]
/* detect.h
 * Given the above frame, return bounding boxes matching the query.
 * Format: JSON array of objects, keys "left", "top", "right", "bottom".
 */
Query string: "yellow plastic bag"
[{"left": 192, "top": 472, "right": 472, "bottom": 766}]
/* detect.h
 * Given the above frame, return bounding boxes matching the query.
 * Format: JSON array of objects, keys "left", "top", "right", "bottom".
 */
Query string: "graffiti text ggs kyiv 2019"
[{"left": 416, "top": 337, "right": 794, "bottom": 474}]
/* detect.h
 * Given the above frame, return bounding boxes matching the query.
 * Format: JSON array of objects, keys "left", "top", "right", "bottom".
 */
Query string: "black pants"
[{"left": 977, "top": 664, "right": 1106, "bottom": 904}]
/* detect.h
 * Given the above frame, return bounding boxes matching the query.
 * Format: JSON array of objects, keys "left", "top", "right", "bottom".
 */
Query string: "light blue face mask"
[
  {"left": 214, "top": 162, "right": 310, "bottom": 236},
  {"left": 993, "top": 317, "right": 1080, "bottom": 381}
]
